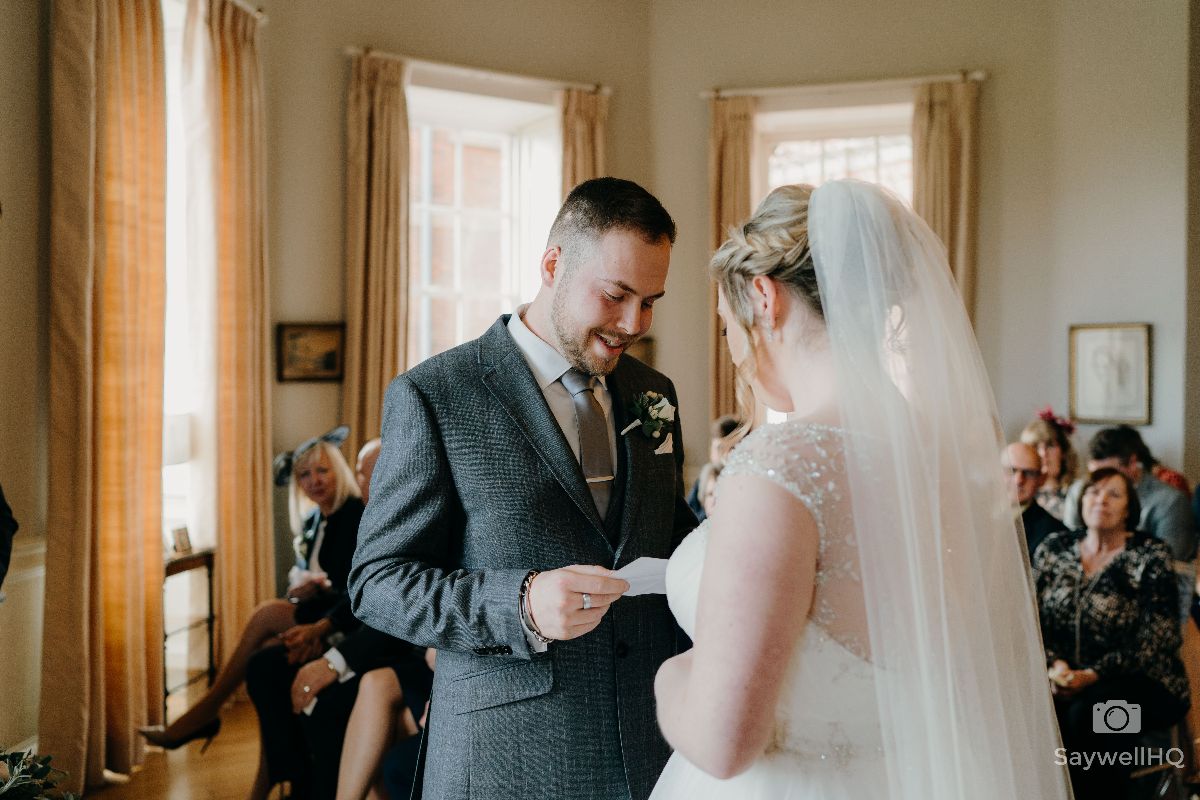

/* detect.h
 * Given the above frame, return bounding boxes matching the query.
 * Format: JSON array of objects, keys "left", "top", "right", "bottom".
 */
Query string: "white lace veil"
[{"left": 807, "top": 180, "right": 1072, "bottom": 799}]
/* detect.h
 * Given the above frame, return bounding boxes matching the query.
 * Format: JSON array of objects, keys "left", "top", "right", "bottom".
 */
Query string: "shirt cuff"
[{"left": 323, "top": 647, "right": 357, "bottom": 683}]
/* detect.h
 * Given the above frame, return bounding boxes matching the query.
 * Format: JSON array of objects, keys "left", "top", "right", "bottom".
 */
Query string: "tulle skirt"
[{"left": 649, "top": 749, "right": 886, "bottom": 800}]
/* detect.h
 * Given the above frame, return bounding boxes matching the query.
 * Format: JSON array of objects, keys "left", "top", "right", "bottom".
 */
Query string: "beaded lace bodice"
[{"left": 665, "top": 420, "right": 883, "bottom": 767}]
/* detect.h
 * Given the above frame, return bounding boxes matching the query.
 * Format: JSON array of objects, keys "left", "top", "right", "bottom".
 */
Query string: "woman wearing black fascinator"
[{"left": 139, "top": 426, "right": 365, "bottom": 760}]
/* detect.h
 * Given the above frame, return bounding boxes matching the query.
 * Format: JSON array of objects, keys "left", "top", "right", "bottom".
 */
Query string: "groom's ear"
[{"left": 540, "top": 246, "right": 562, "bottom": 288}]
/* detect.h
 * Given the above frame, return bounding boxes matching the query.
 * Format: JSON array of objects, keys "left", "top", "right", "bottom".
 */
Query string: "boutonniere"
[{"left": 620, "top": 391, "right": 675, "bottom": 439}]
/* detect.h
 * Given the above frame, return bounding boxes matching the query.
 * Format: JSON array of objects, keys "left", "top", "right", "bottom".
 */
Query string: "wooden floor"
[{"left": 88, "top": 700, "right": 269, "bottom": 800}]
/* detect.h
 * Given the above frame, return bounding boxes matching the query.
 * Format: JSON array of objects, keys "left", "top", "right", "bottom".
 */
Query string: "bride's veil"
[{"left": 807, "top": 180, "right": 1071, "bottom": 798}]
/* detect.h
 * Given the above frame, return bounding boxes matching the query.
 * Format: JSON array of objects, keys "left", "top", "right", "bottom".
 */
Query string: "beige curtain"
[
  {"left": 187, "top": 0, "right": 275, "bottom": 666},
  {"left": 707, "top": 96, "right": 756, "bottom": 422},
  {"left": 561, "top": 87, "right": 609, "bottom": 197},
  {"left": 342, "top": 55, "right": 408, "bottom": 457},
  {"left": 912, "top": 80, "right": 981, "bottom": 320},
  {"left": 40, "top": 0, "right": 166, "bottom": 791}
]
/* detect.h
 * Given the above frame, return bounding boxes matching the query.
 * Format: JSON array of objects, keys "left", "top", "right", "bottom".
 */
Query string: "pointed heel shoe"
[{"left": 137, "top": 717, "right": 221, "bottom": 752}]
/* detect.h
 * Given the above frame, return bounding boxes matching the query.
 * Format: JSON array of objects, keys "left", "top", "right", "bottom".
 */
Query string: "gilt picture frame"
[{"left": 276, "top": 323, "right": 345, "bottom": 382}]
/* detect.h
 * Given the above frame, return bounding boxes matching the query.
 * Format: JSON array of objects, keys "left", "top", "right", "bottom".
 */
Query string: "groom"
[{"left": 350, "top": 177, "right": 697, "bottom": 800}]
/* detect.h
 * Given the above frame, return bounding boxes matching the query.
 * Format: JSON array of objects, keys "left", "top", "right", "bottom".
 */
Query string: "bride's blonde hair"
[{"left": 710, "top": 184, "right": 823, "bottom": 435}]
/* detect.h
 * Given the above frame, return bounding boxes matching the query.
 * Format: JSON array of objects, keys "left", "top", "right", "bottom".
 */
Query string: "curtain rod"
[
  {"left": 701, "top": 70, "right": 987, "bottom": 99},
  {"left": 343, "top": 46, "right": 610, "bottom": 96},
  {"left": 226, "top": 0, "right": 266, "bottom": 23}
]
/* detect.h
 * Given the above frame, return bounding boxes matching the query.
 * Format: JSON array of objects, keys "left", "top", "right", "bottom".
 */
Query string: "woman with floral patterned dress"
[{"left": 1034, "top": 466, "right": 1190, "bottom": 800}]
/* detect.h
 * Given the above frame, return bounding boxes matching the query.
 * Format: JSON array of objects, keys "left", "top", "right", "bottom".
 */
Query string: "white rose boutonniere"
[{"left": 620, "top": 391, "right": 675, "bottom": 439}]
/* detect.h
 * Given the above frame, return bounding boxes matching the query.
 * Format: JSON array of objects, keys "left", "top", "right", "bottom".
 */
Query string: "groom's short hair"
[{"left": 548, "top": 178, "right": 677, "bottom": 261}]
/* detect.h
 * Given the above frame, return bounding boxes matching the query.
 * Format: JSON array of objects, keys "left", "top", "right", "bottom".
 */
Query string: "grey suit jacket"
[{"left": 349, "top": 316, "right": 697, "bottom": 800}]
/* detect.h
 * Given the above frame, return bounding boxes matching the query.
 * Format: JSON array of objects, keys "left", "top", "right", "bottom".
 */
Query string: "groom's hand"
[{"left": 528, "top": 565, "right": 629, "bottom": 641}]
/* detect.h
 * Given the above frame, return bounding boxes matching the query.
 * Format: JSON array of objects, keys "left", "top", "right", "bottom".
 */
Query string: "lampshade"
[{"left": 163, "top": 413, "right": 192, "bottom": 467}]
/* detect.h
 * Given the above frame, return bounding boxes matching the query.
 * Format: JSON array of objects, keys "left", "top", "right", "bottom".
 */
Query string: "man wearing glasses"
[{"left": 1005, "top": 442, "right": 1065, "bottom": 560}]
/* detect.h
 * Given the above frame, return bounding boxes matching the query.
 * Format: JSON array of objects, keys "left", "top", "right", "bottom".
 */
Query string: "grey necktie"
[{"left": 560, "top": 368, "right": 613, "bottom": 519}]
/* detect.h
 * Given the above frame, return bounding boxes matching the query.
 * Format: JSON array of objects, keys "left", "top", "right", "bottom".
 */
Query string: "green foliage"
[
  {"left": 0, "top": 751, "right": 79, "bottom": 799},
  {"left": 626, "top": 390, "right": 672, "bottom": 440}
]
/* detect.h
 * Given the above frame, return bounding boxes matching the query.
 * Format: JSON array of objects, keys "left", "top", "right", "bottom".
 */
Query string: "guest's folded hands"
[
  {"left": 279, "top": 619, "right": 331, "bottom": 664},
  {"left": 290, "top": 656, "right": 338, "bottom": 713}
]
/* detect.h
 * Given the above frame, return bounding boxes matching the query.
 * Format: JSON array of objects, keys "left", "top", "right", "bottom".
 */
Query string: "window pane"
[
  {"left": 766, "top": 132, "right": 912, "bottom": 203},
  {"left": 844, "top": 137, "right": 877, "bottom": 181},
  {"left": 428, "top": 295, "right": 459, "bottom": 357},
  {"left": 461, "top": 143, "right": 504, "bottom": 209},
  {"left": 431, "top": 128, "right": 455, "bottom": 206},
  {"left": 461, "top": 216, "right": 503, "bottom": 294},
  {"left": 769, "top": 140, "right": 823, "bottom": 187},
  {"left": 429, "top": 211, "right": 455, "bottom": 289},
  {"left": 462, "top": 296, "right": 502, "bottom": 342}
]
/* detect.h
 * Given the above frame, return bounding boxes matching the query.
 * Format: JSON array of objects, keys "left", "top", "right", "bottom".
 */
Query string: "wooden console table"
[{"left": 163, "top": 548, "right": 216, "bottom": 719}]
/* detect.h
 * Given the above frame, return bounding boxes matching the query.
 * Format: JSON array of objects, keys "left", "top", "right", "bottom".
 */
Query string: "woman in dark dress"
[
  {"left": 1033, "top": 467, "right": 1190, "bottom": 800},
  {"left": 139, "top": 427, "right": 365, "bottom": 769}
]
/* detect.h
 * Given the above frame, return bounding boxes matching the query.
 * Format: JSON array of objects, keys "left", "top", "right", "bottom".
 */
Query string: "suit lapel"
[{"left": 477, "top": 319, "right": 610, "bottom": 547}]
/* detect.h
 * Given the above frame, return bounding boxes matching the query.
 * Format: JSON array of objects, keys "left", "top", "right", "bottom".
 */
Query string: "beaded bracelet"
[{"left": 520, "top": 570, "right": 553, "bottom": 644}]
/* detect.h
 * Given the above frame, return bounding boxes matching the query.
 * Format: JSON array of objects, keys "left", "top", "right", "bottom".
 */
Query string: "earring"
[{"left": 764, "top": 327, "right": 775, "bottom": 343}]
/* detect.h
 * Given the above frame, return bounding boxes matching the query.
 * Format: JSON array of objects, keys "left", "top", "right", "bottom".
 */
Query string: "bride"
[{"left": 650, "top": 180, "right": 1072, "bottom": 799}]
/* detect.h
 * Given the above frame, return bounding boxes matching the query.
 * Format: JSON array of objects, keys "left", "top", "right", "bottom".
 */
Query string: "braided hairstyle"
[{"left": 710, "top": 184, "right": 823, "bottom": 430}]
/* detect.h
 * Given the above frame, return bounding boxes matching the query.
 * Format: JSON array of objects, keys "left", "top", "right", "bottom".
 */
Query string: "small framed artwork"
[
  {"left": 277, "top": 323, "right": 345, "bottom": 382},
  {"left": 1068, "top": 323, "right": 1152, "bottom": 425},
  {"left": 171, "top": 525, "right": 193, "bottom": 555},
  {"left": 625, "top": 336, "right": 655, "bottom": 367}
]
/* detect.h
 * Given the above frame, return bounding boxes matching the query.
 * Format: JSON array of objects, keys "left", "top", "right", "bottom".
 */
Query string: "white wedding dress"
[
  {"left": 648, "top": 180, "right": 1071, "bottom": 800},
  {"left": 650, "top": 420, "right": 887, "bottom": 799}
]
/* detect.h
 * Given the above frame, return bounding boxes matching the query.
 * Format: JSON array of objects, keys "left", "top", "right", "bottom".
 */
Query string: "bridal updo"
[{"left": 711, "top": 183, "right": 824, "bottom": 341}]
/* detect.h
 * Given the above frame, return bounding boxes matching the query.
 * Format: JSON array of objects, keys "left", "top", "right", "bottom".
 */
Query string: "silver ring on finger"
[{"left": 581, "top": 592, "right": 593, "bottom": 611}]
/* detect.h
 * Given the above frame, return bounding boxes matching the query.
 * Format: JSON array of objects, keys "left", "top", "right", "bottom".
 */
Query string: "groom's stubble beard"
[{"left": 550, "top": 264, "right": 636, "bottom": 378}]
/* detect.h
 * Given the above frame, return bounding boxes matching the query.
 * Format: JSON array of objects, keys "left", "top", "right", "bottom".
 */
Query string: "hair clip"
[{"left": 1036, "top": 406, "right": 1075, "bottom": 436}]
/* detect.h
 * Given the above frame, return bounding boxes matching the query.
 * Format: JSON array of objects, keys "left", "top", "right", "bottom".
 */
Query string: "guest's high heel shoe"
[{"left": 138, "top": 718, "right": 221, "bottom": 754}]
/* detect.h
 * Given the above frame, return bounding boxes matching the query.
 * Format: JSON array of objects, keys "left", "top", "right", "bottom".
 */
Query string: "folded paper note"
[{"left": 614, "top": 556, "right": 669, "bottom": 596}]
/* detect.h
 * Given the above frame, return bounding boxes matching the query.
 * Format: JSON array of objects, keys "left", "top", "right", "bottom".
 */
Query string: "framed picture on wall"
[
  {"left": 1068, "top": 323, "right": 1151, "bottom": 425},
  {"left": 276, "top": 323, "right": 345, "bottom": 382}
]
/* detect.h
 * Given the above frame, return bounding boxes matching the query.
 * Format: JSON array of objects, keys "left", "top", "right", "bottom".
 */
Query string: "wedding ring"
[{"left": 581, "top": 592, "right": 593, "bottom": 611}]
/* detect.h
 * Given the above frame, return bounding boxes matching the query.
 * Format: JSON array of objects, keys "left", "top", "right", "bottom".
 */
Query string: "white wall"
[
  {"left": 647, "top": 0, "right": 1191, "bottom": 474},
  {"left": 0, "top": 0, "right": 48, "bottom": 749}
]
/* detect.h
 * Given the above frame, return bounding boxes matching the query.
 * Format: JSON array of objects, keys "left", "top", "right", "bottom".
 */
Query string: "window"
[
  {"left": 406, "top": 83, "right": 560, "bottom": 365},
  {"left": 162, "top": 0, "right": 193, "bottom": 534},
  {"left": 754, "top": 97, "right": 914, "bottom": 423},
  {"left": 757, "top": 102, "right": 914, "bottom": 202},
  {"left": 162, "top": 0, "right": 212, "bottom": 719}
]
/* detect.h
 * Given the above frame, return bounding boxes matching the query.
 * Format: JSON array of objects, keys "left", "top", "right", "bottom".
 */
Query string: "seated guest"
[
  {"left": 0, "top": 482, "right": 17, "bottom": 591},
  {"left": 140, "top": 427, "right": 365, "bottom": 790},
  {"left": 246, "top": 438, "right": 431, "bottom": 799},
  {"left": 1020, "top": 407, "right": 1079, "bottom": 520},
  {"left": 1002, "top": 442, "right": 1064, "bottom": 559},
  {"left": 686, "top": 414, "right": 739, "bottom": 522},
  {"left": 1132, "top": 435, "right": 1191, "bottom": 496},
  {"left": 266, "top": 623, "right": 428, "bottom": 800},
  {"left": 295, "top": 637, "right": 431, "bottom": 800},
  {"left": 1063, "top": 426, "right": 1197, "bottom": 620},
  {"left": 1034, "top": 468, "right": 1190, "bottom": 800}
]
